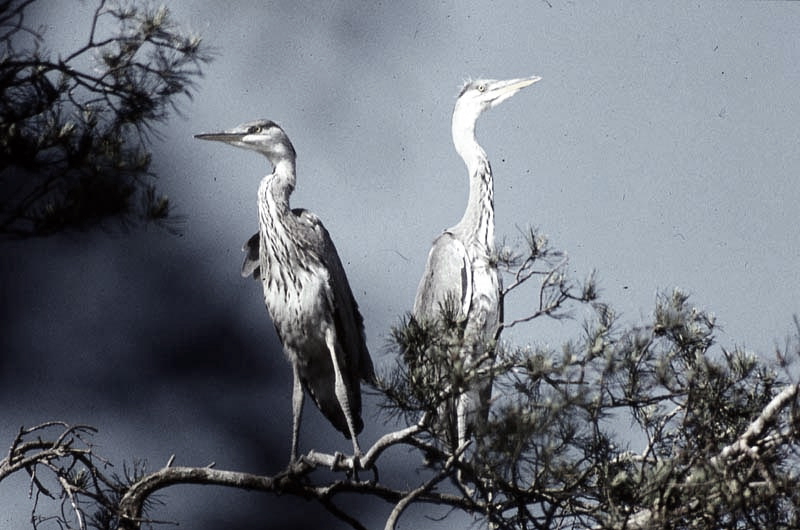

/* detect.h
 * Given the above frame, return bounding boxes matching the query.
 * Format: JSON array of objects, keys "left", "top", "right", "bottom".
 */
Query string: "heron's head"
[
  {"left": 454, "top": 76, "right": 542, "bottom": 122},
  {"left": 194, "top": 119, "right": 296, "bottom": 164}
]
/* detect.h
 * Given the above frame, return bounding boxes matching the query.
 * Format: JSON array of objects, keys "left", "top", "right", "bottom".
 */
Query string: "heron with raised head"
[
  {"left": 413, "top": 76, "right": 541, "bottom": 452},
  {"left": 195, "top": 120, "right": 375, "bottom": 464}
]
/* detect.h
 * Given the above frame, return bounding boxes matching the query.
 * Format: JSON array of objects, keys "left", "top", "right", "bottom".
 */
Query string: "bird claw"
[
  {"left": 455, "top": 468, "right": 476, "bottom": 498},
  {"left": 286, "top": 452, "right": 309, "bottom": 475},
  {"left": 334, "top": 451, "right": 367, "bottom": 482}
]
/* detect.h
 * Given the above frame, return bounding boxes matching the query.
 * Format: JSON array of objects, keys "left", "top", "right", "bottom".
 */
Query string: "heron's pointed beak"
[
  {"left": 486, "top": 75, "right": 542, "bottom": 107},
  {"left": 501, "top": 75, "right": 542, "bottom": 92},
  {"left": 492, "top": 76, "right": 542, "bottom": 97},
  {"left": 194, "top": 131, "right": 245, "bottom": 143}
]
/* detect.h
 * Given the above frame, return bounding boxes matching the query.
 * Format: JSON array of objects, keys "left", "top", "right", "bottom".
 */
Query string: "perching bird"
[
  {"left": 195, "top": 120, "right": 375, "bottom": 463},
  {"left": 412, "top": 76, "right": 541, "bottom": 451}
]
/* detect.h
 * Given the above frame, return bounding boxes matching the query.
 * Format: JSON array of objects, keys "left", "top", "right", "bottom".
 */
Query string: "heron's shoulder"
[
  {"left": 429, "top": 230, "right": 466, "bottom": 254},
  {"left": 414, "top": 231, "right": 471, "bottom": 318},
  {"left": 421, "top": 231, "right": 469, "bottom": 278},
  {"left": 287, "top": 208, "right": 344, "bottom": 272},
  {"left": 291, "top": 207, "right": 319, "bottom": 223},
  {"left": 291, "top": 207, "right": 332, "bottom": 239}
]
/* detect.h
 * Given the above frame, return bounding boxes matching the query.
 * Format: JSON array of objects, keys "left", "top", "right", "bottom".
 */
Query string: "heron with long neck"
[
  {"left": 195, "top": 120, "right": 374, "bottom": 464},
  {"left": 413, "top": 76, "right": 541, "bottom": 451}
]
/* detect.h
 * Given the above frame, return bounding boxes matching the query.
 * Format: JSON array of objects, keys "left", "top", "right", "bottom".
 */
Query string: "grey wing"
[
  {"left": 241, "top": 232, "right": 260, "bottom": 280},
  {"left": 299, "top": 212, "right": 374, "bottom": 435},
  {"left": 412, "top": 231, "right": 472, "bottom": 322},
  {"left": 314, "top": 220, "right": 375, "bottom": 384}
]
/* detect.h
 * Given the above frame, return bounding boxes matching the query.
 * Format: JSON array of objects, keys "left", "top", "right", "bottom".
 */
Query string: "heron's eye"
[
  {"left": 477, "top": 84, "right": 486, "bottom": 92},
  {"left": 247, "top": 125, "right": 260, "bottom": 134}
]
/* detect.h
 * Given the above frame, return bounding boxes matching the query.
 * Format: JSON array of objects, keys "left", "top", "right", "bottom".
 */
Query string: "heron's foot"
[
  {"left": 330, "top": 451, "right": 346, "bottom": 471},
  {"left": 450, "top": 441, "right": 476, "bottom": 497},
  {"left": 286, "top": 452, "right": 309, "bottom": 475},
  {"left": 345, "top": 450, "right": 365, "bottom": 482},
  {"left": 455, "top": 468, "right": 476, "bottom": 498}
]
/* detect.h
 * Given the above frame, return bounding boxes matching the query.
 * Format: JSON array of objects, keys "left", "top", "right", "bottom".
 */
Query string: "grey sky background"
[{"left": 2, "top": 1, "right": 799, "bottom": 528}]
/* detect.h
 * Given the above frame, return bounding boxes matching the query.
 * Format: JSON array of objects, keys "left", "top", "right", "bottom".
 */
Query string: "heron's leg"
[
  {"left": 290, "top": 362, "right": 304, "bottom": 463},
  {"left": 324, "top": 328, "right": 362, "bottom": 458},
  {"left": 456, "top": 392, "right": 469, "bottom": 452},
  {"left": 452, "top": 391, "right": 483, "bottom": 498}
]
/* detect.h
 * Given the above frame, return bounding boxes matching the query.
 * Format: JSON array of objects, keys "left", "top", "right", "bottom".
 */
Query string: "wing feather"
[
  {"left": 294, "top": 210, "right": 374, "bottom": 436},
  {"left": 412, "top": 231, "right": 472, "bottom": 321},
  {"left": 241, "top": 232, "right": 260, "bottom": 280}
]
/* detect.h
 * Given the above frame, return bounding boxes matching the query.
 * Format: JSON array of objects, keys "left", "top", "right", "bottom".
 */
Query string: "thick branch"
[
  {"left": 117, "top": 465, "right": 283, "bottom": 530},
  {"left": 301, "top": 416, "right": 427, "bottom": 472},
  {"left": 712, "top": 383, "right": 799, "bottom": 465},
  {"left": 116, "top": 419, "right": 477, "bottom": 530},
  {"left": 116, "top": 461, "right": 477, "bottom": 530}
]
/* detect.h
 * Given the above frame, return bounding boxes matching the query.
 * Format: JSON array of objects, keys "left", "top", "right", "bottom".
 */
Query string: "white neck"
[{"left": 451, "top": 106, "right": 494, "bottom": 251}]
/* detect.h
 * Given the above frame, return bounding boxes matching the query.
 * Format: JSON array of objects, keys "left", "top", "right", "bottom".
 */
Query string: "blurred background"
[{"left": 2, "top": 1, "right": 799, "bottom": 527}]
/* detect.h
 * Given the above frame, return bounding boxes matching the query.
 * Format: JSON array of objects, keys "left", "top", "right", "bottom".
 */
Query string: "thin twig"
[{"left": 384, "top": 453, "right": 457, "bottom": 530}]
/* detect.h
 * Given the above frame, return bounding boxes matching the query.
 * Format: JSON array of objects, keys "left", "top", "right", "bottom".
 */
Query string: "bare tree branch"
[{"left": 384, "top": 455, "right": 455, "bottom": 530}]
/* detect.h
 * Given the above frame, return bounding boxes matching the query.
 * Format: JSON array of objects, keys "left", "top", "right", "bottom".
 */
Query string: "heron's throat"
[
  {"left": 451, "top": 109, "right": 482, "bottom": 175},
  {"left": 260, "top": 159, "right": 296, "bottom": 211},
  {"left": 257, "top": 161, "right": 299, "bottom": 285}
]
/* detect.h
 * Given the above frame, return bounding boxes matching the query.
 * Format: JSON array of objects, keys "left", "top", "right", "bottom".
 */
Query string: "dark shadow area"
[{"left": 0, "top": 228, "right": 366, "bottom": 527}]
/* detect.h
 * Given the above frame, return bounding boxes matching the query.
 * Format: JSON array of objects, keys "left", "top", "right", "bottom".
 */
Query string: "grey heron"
[
  {"left": 412, "top": 76, "right": 541, "bottom": 451},
  {"left": 195, "top": 120, "right": 375, "bottom": 463}
]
